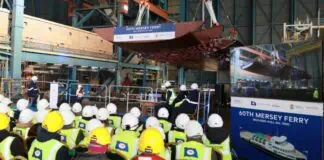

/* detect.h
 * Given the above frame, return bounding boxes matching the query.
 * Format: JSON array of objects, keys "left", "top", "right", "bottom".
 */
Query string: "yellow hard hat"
[
  {"left": 0, "top": 113, "right": 9, "bottom": 130},
  {"left": 42, "top": 111, "right": 64, "bottom": 133},
  {"left": 88, "top": 127, "right": 111, "bottom": 145},
  {"left": 138, "top": 128, "right": 164, "bottom": 154}
]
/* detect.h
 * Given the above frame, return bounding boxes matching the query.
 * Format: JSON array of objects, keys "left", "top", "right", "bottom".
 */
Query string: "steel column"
[
  {"left": 116, "top": 14, "right": 123, "bottom": 86},
  {"left": 252, "top": 0, "right": 256, "bottom": 44},
  {"left": 178, "top": 66, "right": 185, "bottom": 85},
  {"left": 10, "top": 0, "right": 24, "bottom": 79},
  {"left": 69, "top": 66, "right": 77, "bottom": 81},
  {"left": 143, "top": 57, "right": 147, "bottom": 88},
  {"left": 72, "top": 9, "right": 79, "bottom": 27},
  {"left": 180, "top": 0, "right": 187, "bottom": 21},
  {"left": 290, "top": 0, "right": 296, "bottom": 24},
  {"left": 214, "top": 0, "right": 220, "bottom": 22},
  {"left": 162, "top": 63, "right": 167, "bottom": 82},
  {"left": 74, "top": 9, "right": 96, "bottom": 27}
]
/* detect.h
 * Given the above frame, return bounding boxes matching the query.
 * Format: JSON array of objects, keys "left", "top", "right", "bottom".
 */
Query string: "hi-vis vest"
[
  {"left": 313, "top": 88, "right": 319, "bottom": 99},
  {"left": 168, "top": 130, "right": 187, "bottom": 144},
  {"left": 76, "top": 118, "right": 89, "bottom": 134},
  {"left": 158, "top": 148, "right": 171, "bottom": 160},
  {"left": 28, "top": 139, "right": 63, "bottom": 160},
  {"left": 73, "top": 116, "right": 82, "bottom": 127},
  {"left": 166, "top": 89, "right": 177, "bottom": 106},
  {"left": 0, "top": 136, "right": 15, "bottom": 160},
  {"left": 60, "top": 128, "right": 81, "bottom": 149},
  {"left": 108, "top": 115, "right": 122, "bottom": 129},
  {"left": 175, "top": 99, "right": 186, "bottom": 108},
  {"left": 110, "top": 130, "right": 139, "bottom": 160},
  {"left": 13, "top": 127, "right": 30, "bottom": 139},
  {"left": 202, "top": 135, "right": 232, "bottom": 160},
  {"left": 159, "top": 119, "right": 172, "bottom": 133},
  {"left": 176, "top": 141, "right": 212, "bottom": 160}
]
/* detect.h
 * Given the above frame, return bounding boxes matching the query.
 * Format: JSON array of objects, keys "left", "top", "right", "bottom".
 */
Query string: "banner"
[
  {"left": 114, "top": 23, "right": 175, "bottom": 42},
  {"left": 49, "top": 83, "right": 59, "bottom": 109},
  {"left": 230, "top": 40, "right": 323, "bottom": 160}
]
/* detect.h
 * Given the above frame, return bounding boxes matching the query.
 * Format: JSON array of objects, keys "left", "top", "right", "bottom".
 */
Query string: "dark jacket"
[
  {"left": 0, "top": 130, "right": 27, "bottom": 158},
  {"left": 27, "top": 81, "right": 39, "bottom": 97},
  {"left": 171, "top": 91, "right": 188, "bottom": 107},
  {"left": 187, "top": 90, "right": 199, "bottom": 102},
  {"left": 30, "top": 127, "right": 70, "bottom": 160},
  {"left": 205, "top": 127, "right": 229, "bottom": 144}
]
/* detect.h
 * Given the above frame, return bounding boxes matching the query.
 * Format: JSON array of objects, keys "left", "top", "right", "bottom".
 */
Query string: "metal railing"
[{"left": 68, "top": 83, "right": 108, "bottom": 107}]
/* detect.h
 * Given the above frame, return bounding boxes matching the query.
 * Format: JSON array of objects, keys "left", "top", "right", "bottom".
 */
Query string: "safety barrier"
[
  {"left": 108, "top": 85, "right": 155, "bottom": 112},
  {"left": 67, "top": 83, "right": 108, "bottom": 107}
]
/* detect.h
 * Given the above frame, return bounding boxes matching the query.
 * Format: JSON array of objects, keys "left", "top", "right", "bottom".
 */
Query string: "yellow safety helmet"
[
  {"left": 138, "top": 128, "right": 165, "bottom": 154},
  {"left": 42, "top": 111, "right": 64, "bottom": 133},
  {"left": 88, "top": 127, "right": 111, "bottom": 145},
  {"left": 0, "top": 113, "right": 10, "bottom": 130}
]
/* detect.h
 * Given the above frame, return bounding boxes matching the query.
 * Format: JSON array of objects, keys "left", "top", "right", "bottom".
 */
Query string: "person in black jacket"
[
  {"left": 0, "top": 113, "right": 27, "bottom": 159},
  {"left": 171, "top": 85, "right": 188, "bottom": 108},
  {"left": 27, "top": 76, "right": 39, "bottom": 111},
  {"left": 169, "top": 83, "right": 199, "bottom": 124}
]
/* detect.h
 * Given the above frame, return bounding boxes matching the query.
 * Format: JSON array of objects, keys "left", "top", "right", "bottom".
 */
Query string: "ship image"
[{"left": 240, "top": 131, "right": 307, "bottom": 160}]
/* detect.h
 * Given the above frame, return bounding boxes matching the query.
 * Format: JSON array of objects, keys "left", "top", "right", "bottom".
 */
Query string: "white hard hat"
[
  {"left": 78, "top": 84, "right": 82, "bottom": 88},
  {"left": 175, "top": 113, "right": 190, "bottom": 130},
  {"left": 185, "top": 120, "right": 203, "bottom": 137},
  {"left": 96, "top": 108, "right": 109, "bottom": 121},
  {"left": 129, "top": 107, "right": 141, "bottom": 118},
  {"left": 61, "top": 110, "right": 75, "bottom": 125},
  {"left": 1, "top": 98, "right": 12, "bottom": 106},
  {"left": 37, "top": 99, "right": 49, "bottom": 111},
  {"left": 207, "top": 114, "right": 224, "bottom": 128},
  {"left": 161, "top": 85, "right": 166, "bottom": 91},
  {"left": 86, "top": 118, "right": 104, "bottom": 134},
  {"left": 35, "top": 110, "right": 49, "bottom": 123},
  {"left": 180, "top": 85, "right": 187, "bottom": 91},
  {"left": 82, "top": 105, "right": 94, "bottom": 118},
  {"left": 153, "top": 126, "right": 166, "bottom": 140},
  {"left": 145, "top": 116, "right": 160, "bottom": 128},
  {"left": 121, "top": 113, "right": 139, "bottom": 131},
  {"left": 157, "top": 107, "right": 169, "bottom": 118},
  {"left": 191, "top": 83, "right": 199, "bottom": 90},
  {"left": 19, "top": 109, "right": 34, "bottom": 124},
  {"left": 72, "top": 103, "right": 82, "bottom": 113},
  {"left": 31, "top": 76, "right": 38, "bottom": 81},
  {"left": 16, "top": 99, "right": 29, "bottom": 111},
  {"left": 92, "top": 106, "right": 98, "bottom": 115},
  {"left": 164, "top": 81, "right": 171, "bottom": 88},
  {"left": 59, "top": 103, "right": 71, "bottom": 112},
  {"left": 0, "top": 103, "right": 10, "bottom": 114},
  {"left": 106, "top": 103, "right": 117, "bottom": 114}
]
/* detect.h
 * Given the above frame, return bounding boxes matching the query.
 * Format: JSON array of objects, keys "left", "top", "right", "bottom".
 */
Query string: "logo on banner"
[{"left": 251, "top": 101, "right": 256, "bottom": 106}]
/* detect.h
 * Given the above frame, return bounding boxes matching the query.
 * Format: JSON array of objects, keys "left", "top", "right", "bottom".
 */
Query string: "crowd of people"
[{"left": 0, "top": 81, "right": 232, "bottom": 160}]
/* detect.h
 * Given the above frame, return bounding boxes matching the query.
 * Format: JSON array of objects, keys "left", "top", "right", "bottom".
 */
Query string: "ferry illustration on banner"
[{"left": 240, "top": 131, "right": 307, "bottom": 160}]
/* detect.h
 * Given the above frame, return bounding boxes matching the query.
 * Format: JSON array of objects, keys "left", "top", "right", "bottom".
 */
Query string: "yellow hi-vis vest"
[
  {"left": 159, "top": 119, "right": 172, "bottom": 133},
  {"left": 76, "top": 118, "right": 89, "bottom": 135},
  {"left": 0, "top": 136, "right": 15, "bottom": 160},
  {"left": 176, "top": 141, "right": 212, "bottom": 160},
  {"left": 166, "top": 89, "right": 177, "bottom": 106},
  {"left": 73, "top": 116, "right": 81, "bottom": 128},
  {"left": 60, "top": 128, "right": 81, "bottom": 149},
  {"left": 28, "top": 139, "right": 63, "bottom": 160},
  {"left": 158, "top": 148, "right": 171, "bottom": 160},
  {"left": 202, "top": 135, "right": 232, "bottom": 160},
  {"left": 313, "top": 88, "right": 319, "bottom": 99},
  {"left": 168, "top": 129, "right": 187, "bottom": 144},
  {"left": 110, "top": 130, "right": 139, "bottom": 160},
  {"left": 108, "top": 115, "right": 122, "bottom": 129},
  {"left": 13, "top": 127, "right": 30, "bottom": 139},
  {"left": 175, "top": 99, "right": 186, "bottom": 108}
]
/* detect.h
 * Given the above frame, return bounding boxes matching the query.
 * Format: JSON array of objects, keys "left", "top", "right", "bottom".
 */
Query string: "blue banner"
[
  {"left": 113, "top": 23, "right": 176, "bottom": 42},
  {"left": 114, "top": 23, "right": 175, "bottom": 34},
  {"left": 231, "top": 105, "right": 323, "bottom": 160}
]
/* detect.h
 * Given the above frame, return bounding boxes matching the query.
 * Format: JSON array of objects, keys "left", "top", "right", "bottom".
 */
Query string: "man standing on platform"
[{"left": 27, "top": 76, "right": 39, "bottom": 111}]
